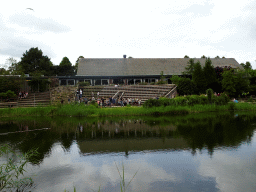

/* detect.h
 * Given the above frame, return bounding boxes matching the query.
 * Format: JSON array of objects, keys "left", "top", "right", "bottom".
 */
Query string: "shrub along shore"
[{"left": 0, "top": 97, "right": 256, "bottom": 118}]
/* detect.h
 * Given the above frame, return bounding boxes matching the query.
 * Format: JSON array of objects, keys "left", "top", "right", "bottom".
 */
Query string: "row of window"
[{"left": 59, "top": 78, "right": 172, "bottom": 86}]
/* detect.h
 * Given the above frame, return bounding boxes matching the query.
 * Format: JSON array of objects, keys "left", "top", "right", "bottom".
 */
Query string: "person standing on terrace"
[{"left": 79, "top": 89, "right": 83, "bottom": 99}]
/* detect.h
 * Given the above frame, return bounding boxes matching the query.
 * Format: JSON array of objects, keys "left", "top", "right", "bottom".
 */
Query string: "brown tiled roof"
[{"left": 77, "top": 58, "right": 243, "bottom": 76}]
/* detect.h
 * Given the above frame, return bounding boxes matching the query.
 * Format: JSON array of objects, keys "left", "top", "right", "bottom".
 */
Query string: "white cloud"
[
  {"left": 8, "top": 11, "right": 70, "bottom": 34},
  {"left": 21, "top": 143, "right": 178, "bottom": 192},
  {"left": 1, "top": 0, "right": 256, "bottom": 68},
  {"left": 198, "top": 151, "right": 256, "bottom": 192}
]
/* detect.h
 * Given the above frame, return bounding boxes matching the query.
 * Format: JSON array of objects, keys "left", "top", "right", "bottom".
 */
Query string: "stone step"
[{"left": 17, "top": 91, "right": 51, "bottom": 107}]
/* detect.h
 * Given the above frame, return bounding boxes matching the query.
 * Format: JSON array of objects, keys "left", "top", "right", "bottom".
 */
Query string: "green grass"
[{"left": 1, "top": 102, "right": 256, "bottom": 118}]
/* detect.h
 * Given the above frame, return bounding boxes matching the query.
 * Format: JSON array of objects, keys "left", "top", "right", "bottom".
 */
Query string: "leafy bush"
[
  {"left": 139, "top": 82, "right": 148, "bottom": 85},
  {"left": 150, "top": 82, "right": 156, "bottom": 85},
  {"left": 159, "top": 97, "right": 175, "bottom": 106},
  {"left": 143, "top": 98, "right": 161, "bottom": 108},
  {"left": 78, "top": 81, "right": 90, "bottom": 87},
  {"left": 174, "top": 96, "right": 188, "bottom": 106},
  {"left": 199, "top": 95, "right": 208, "bottom": 104},
  {"left": 143, "top": 94, "right": 230, "bottom": 108},
  {"left": 186, "top": 95, "right": 201, "bottom": 106},
  {"left": 228, "top": 102, "right": 236, "bottom": 111},
  {"left": 248, "top": 96, "right": 254, "bottom": 102},
  {"left": 0, "top": 92, "right": 7, "bottom": 98},
  {"left": 0, "top": 77, "right": 23, "bottom": 95},
  {"left": 220, "top": 93, "right": 230, "bottom": 104},
  {"left": 170, "top": 75, "right": 181, "bottom": 85},
  {"left": 90, "top": 100, "right": 98, "bottom": 108},
  {"left": 0, "top": 90, "right": 16, "bottom": 99},
  {"left": 206, "top": 88, "right": 214, "bottom": 103},
  {"left": 156, "top": 80, "right": 167, "bottom": 85},
  {"left": 212, "top": 93, "right": 230, "bottom": 105}
]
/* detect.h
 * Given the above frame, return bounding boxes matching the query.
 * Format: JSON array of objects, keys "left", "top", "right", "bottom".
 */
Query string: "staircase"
[
  {"left": 17, "top": 91, "right": 51, "bottom": 107},
  {"left": 81, "top": 85, "right": 177, "bottom": 104}
]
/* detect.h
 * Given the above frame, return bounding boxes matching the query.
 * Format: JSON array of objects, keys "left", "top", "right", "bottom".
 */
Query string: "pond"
[{"left": 0, "top": 112, "right": 256, "bottom": 192}]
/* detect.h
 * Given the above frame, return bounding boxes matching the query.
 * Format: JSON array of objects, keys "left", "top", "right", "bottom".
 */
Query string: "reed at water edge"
[{"left": 0, "top": 102, "right": 256, "bottom": 118}]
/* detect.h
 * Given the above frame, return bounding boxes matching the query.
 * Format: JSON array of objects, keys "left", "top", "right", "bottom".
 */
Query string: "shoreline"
[{"left": 1, "top": 102, "right": 256, "bottom": 118}]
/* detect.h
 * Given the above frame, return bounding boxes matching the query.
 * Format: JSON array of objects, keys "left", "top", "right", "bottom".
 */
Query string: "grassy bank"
[{"left": 1, "top": 102, "right": 256, "bottom": 118}]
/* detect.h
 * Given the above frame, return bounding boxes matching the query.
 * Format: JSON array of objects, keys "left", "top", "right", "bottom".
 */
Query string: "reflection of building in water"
[
  {"left": 78, "top": 137, "right": 189, "bottom": 155},
  {"left": 76, "top": 120, "right": 185, "bottom": 155}
]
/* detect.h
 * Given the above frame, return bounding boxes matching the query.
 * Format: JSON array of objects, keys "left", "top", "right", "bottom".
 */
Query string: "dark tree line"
[
  {"left": 0, "top": 47, "right": 85, "bottom": 94},
  {"left": 172, "top": 58, "right": 254, "bottom": 97},
  {"left": 2, "top": 47, "right": 83, "bottom": 76}
]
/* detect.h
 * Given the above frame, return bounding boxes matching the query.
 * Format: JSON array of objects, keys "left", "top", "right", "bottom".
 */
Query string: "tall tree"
[
  {"left": 177, "top": 78, "right": 197, "bottom": 95},
  {"left": 58, "top": 57, "right": 74, "bottom": 76},
  {"left": 221, "top": 69, "right": 250, "bottom": 97},
  {"left": 183, "top": 58, "right": 195, "bottom": 75},
  {"left": 0, "top": 68, "right": 9, "bottom": 75},
  {"left": 201, "top": 55, "right": 206, "bottom": 58},
  {"left": 192, "top": 61, "right": 206, "bottom": 93},
  {"left": 203, "top": 58, "right": 217, "bottom": 90},
  {"left": 235, "top": 70, "right": 250, "bottom": 97},
  {"left": 240, "top": 61, "right": 252, "bottom": 70},
  {"left": 221, "top": 69, "right": 237, "bottom": 97},
  {"left": 6, "top": 57, "right": 22, "bottom": 75},
  {"left": 19, "top": 47, "right": 53, "bottom": 75},
  {"left": 184, "top": 55, "right": 189, "bottom": 58},
  {"left": 74, "top": 56, "right": 84, "bottom": 74}
]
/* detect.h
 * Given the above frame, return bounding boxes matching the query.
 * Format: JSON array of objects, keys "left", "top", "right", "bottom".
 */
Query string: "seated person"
[{"left": 233, "top": 98, "right": 239, "bottom": 103}]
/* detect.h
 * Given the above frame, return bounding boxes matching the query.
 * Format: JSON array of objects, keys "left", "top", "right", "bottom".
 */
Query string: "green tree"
[
  {"left": 0, "top": 68, "right": 9, "bottom": 75},
  {"left": 160, "top": 71, "right": 167, "bottom": 82},
  {"left": 7, "top": 58, "right": 22, "bottom": 75},
  {"left": 19, "top": 47, "right": 53, "bottom": 75},
  {"left": 74, "top": 56, "right": 84, "bottom": 74},
  {"left": 240, "top": 61, "right": 252, "bottom": 70},
  {"left": 58, "top": 57, "right": 74, "bottom": 76},
  {"left": 184, "top": 55, "right": 189, "bottom": 58},
  {"left": 206, "top": 88, "right": 214, "bottom": 103},
  {"left": 192, "top": 61, "right": 206, "bottom": 93},
  {"left": 235, "top": 70, "right": 250, "bottom": 97},
  {"left": 28, "top": 71, "right": 50, "bottom": 92},
  {"left": 177, "top": 78, "right": 197, "bottom": 95},
  {"left": 215, "top": 56, "right": 220, "bottom": 58},
  {"left": 0, "top": 77, "right": 23, "bottom": 95},
  {"left": 221, "top": 69, "right": 237, "bottom": 97},
  {"left": 170, "top": 76, "right": 197, "bottom": 95},
  {"left": 201, "top": 55, "right": 206, "bottom": 58},
  {"left": 203, "top": 58, "right": 217, "bottom": 90},
  {"left": 183, "top": 58, "right": 195, "bottom": 75},
  {"left": 170, "top": 75, "right": 182, "bottom": 85}
]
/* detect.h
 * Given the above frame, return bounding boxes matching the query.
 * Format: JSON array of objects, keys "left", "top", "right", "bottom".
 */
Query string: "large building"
[{"left": 60, "top": 56, "right": 243, "bottom": 86}]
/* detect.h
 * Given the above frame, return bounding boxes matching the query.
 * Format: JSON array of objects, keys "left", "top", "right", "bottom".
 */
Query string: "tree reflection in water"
[{"left": 0, "top": 112, "right": 255, "bottom": 163}]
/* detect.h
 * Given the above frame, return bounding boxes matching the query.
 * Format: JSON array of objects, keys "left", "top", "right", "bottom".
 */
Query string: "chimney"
[{"left": 123, "top": 55, "right": 126, "bottom": 59}]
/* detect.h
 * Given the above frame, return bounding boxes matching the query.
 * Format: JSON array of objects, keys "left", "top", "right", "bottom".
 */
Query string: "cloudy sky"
[{"left": 1, "top": 0, "right": 256, "bottom": 69}]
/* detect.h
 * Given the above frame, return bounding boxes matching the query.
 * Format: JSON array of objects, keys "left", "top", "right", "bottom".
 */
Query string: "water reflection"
[
  {"left": 0, "top": 114, "right": 255, "bottom": 160},
  {"left": 0, "top": 113, "right": 256, "bottom": 191}
]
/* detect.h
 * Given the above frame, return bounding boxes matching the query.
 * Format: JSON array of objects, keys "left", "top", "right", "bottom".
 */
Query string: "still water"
[{"left": 0, "top": 112, "right": 256, "bottom": 192}]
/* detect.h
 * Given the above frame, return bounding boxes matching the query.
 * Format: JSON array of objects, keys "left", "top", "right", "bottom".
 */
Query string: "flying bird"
[{"left": 26, "top": 8, "right": 34, "bottom": 11}]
